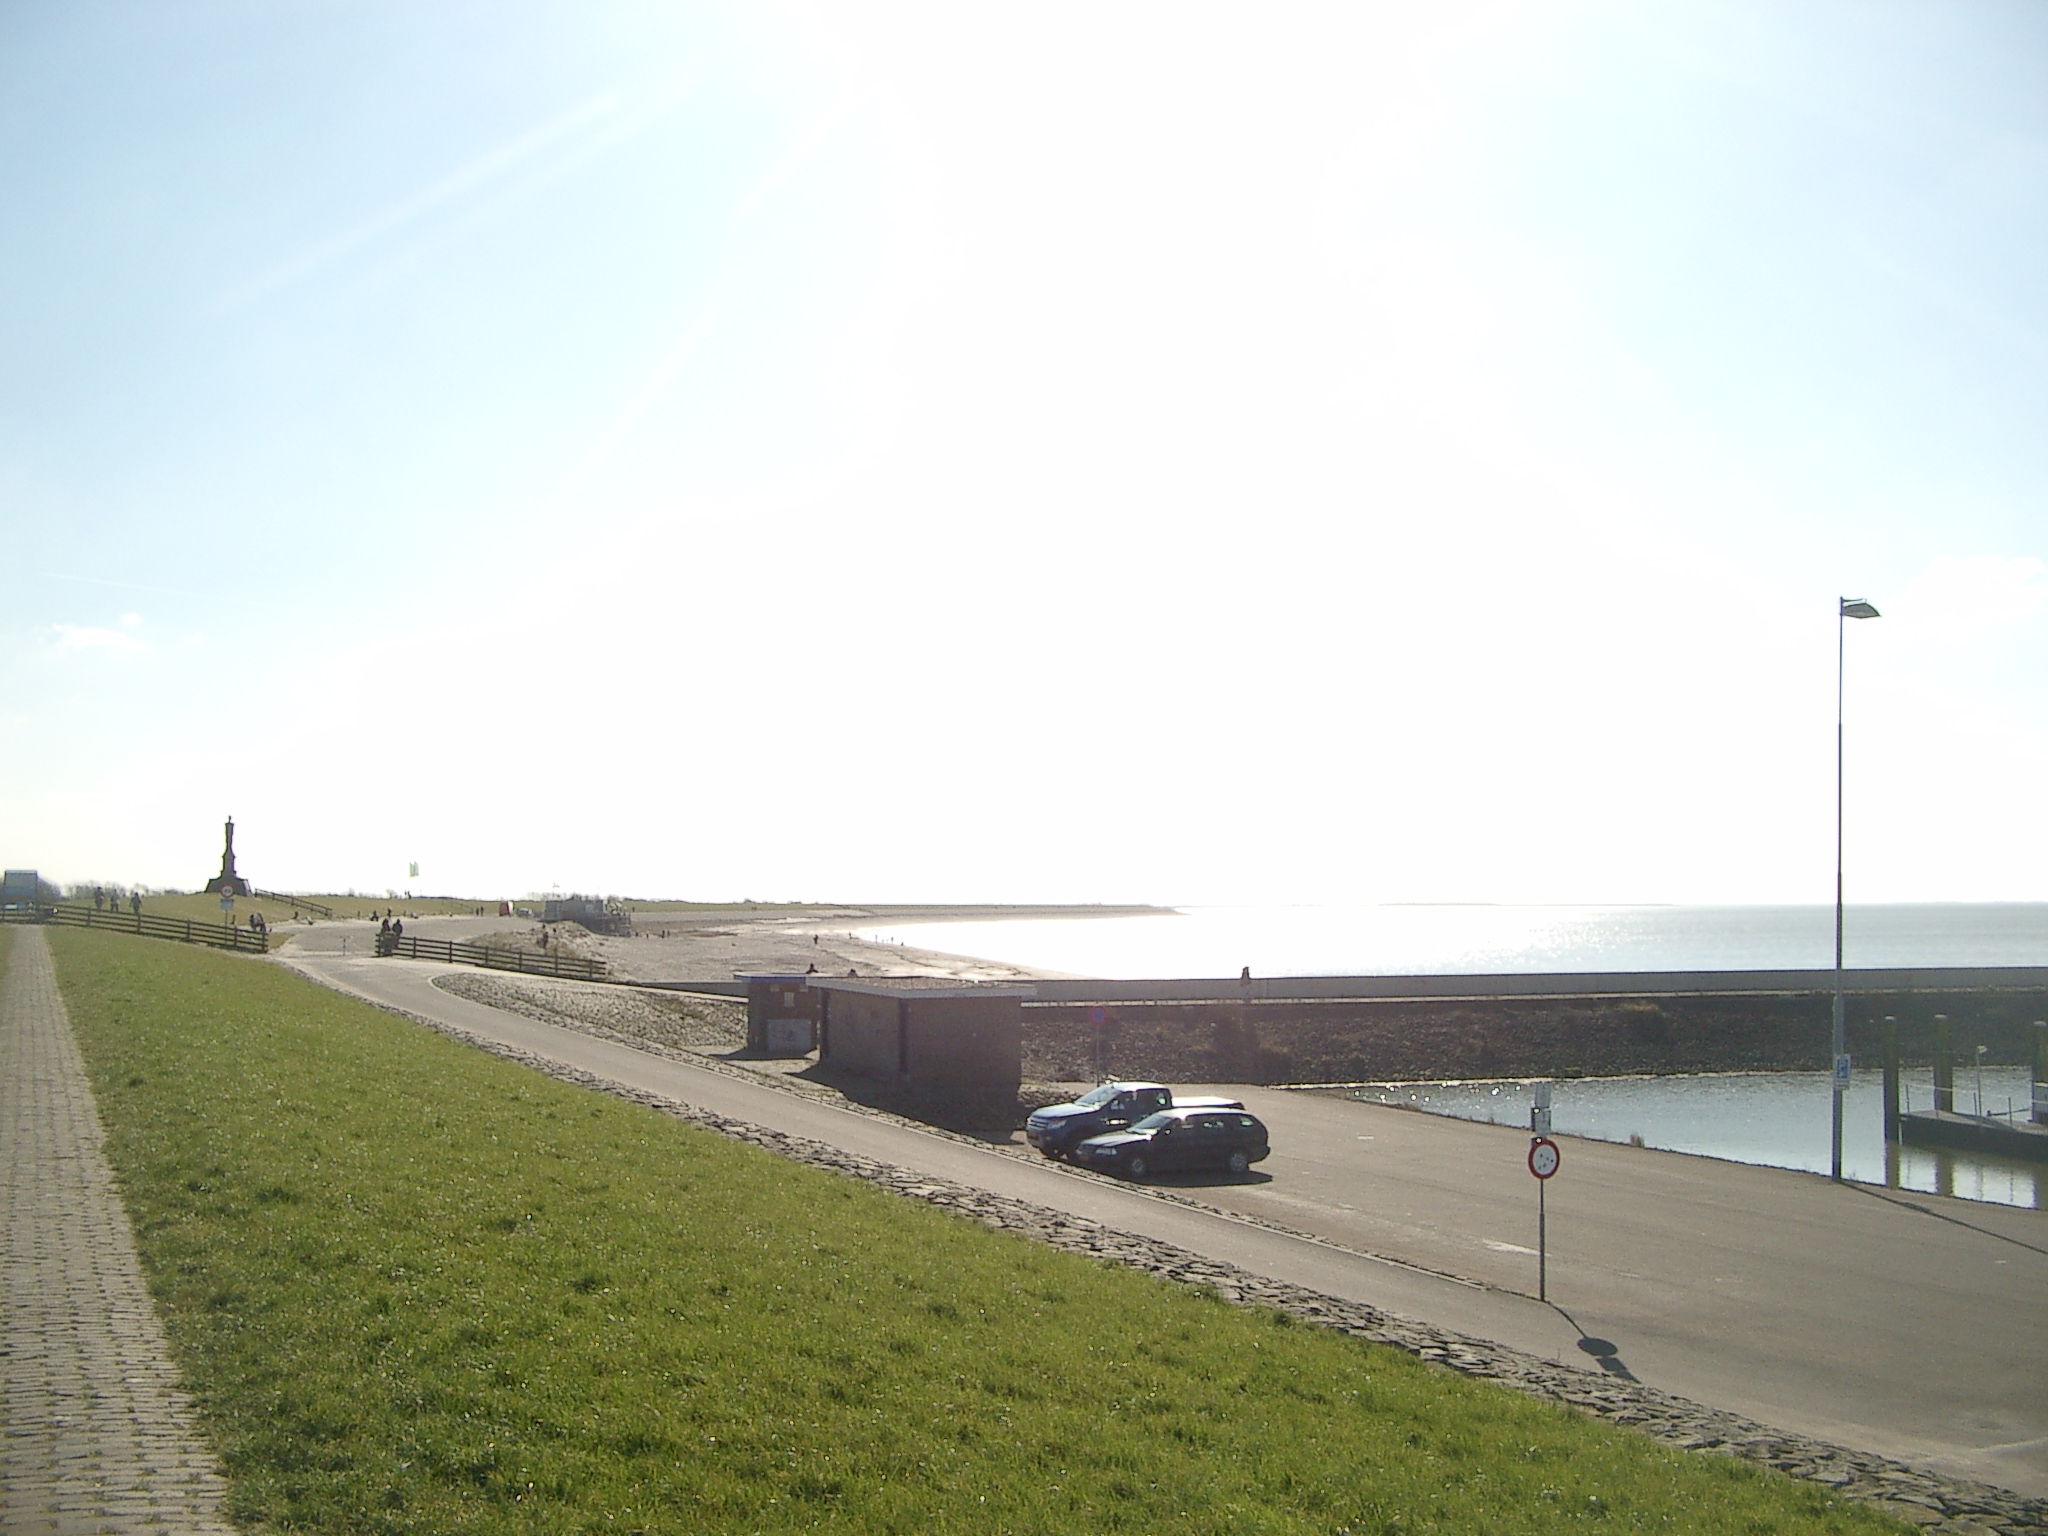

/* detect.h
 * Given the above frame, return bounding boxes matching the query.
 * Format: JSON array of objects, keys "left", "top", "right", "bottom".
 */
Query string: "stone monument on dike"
[{"left": 202, "top": 817, "right": 251, "bottom": 898}]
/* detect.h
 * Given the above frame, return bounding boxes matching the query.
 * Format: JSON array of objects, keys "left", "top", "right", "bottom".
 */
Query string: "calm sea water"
[
  {"left": 1349, "top": 1067, "right": 2042, "bottom": 1210},
  {"left": 859, "top": 903, "right": 2048, "bottom": 979}
]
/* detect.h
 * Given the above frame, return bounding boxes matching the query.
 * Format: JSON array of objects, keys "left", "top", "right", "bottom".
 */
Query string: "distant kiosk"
[{"left": 202, "top": 817, "right": 251, "bottom": 898}]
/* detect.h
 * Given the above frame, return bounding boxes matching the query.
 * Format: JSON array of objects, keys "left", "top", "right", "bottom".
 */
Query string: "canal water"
[{"left": 1347, "top": 1066, "right": 2041, "bottom": 1209}]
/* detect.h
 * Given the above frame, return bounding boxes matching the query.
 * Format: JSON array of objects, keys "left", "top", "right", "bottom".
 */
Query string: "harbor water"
[{"left": 1348, "top": 1066, "right": 2041, "bottom": 1209}]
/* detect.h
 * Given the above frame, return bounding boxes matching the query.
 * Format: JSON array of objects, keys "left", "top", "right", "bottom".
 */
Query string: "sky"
[{"left": 3, "top": 0, "right": 2045, "bottom": 906}]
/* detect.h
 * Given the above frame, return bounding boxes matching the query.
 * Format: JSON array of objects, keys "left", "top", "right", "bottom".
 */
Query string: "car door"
[
  {"left": 1147, "top": 1117, "right": 1190, "bottom": 1171},
  {"left": 1188, "top": 1114, "right": 1231, "bottom": 1169}
]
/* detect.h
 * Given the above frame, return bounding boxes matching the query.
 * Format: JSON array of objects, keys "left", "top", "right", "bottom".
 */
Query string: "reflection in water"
[{"left": 1348, "top": 1067, "right": 2041, "bottom": 1210}]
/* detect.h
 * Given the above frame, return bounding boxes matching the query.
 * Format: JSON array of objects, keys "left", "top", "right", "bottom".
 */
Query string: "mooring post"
[
  {"left": 2033, "top": 1021, "right": 2046, "bottom": 1127},
  {"left": 1882, "top": 1015, "right": 1900, "bottom": 1141},
  {"left": 1933, "top": 1014, "right": 1953, "bottom": 1115}
]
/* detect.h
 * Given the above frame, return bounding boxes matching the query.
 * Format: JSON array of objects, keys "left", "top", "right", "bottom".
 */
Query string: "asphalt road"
[{"left": 282, "top": 941, "right": 2048, "bottom": 1497}]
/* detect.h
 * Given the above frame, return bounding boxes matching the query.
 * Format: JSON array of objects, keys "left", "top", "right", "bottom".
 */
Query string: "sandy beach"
[{"left": 283, "top": 904, "right": 1147, "bottom": 986}]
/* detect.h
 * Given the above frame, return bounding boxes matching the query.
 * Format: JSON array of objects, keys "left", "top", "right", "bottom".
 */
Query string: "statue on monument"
[{"left": 203, "top": 817, "right": 251, "bottom": 898}]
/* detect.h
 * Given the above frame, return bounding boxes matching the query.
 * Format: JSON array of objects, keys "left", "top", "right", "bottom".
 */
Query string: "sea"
[{"left": 855, "top": 903, "right": 2048, "bottom": 979}]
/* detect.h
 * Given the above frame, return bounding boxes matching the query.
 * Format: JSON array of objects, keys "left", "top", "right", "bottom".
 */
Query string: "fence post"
[
  {"left": 2034, "top": 1022, "right": 2046, "bottom": 1127},
  {"left": 1882, "top": 1016, "right": 1900, "bottom": 1140},
  {"left": 1933, "top": 1014, "right": 1953, "bottom": 1115}
]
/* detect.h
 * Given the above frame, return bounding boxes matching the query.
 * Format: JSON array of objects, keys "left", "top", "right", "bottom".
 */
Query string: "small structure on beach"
[
  {"left": 541, "top": 893, "right": 632, "bottom": 936},
  {"left": 811, "top": 976, "right": 1033, "bottom": 1124},
  {"left": 738, "top": 973, "right": 821, "bottom": 1057}
]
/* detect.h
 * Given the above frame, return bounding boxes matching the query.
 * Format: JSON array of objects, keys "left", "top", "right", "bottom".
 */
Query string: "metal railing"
[
  {"left": 374, "top": 931, "right": 606, "bottom": 981},
  {"left": 1, "top": 903, "right": 270, "bottom": 953},
  {"left": 249, "top": 888, "right": 336, "bottom": 918}
]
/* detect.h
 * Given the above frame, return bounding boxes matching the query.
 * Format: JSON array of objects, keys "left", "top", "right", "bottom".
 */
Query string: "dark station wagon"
[{"left": 1073, "top": 1106, "right": 1270, "bottom": 1180}]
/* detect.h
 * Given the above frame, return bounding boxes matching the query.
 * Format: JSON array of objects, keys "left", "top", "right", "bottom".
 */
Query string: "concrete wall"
[
  {"left": 1030, "top": 966, "right": 2048, "bottom": 1005},
  {"left": 819, "top": 989, "right": 901, "bottom": 1079},
  {"left": 745, "top": 978, "right": 820, "bottom": 1054},
  {"left": 904, "top": 996, "right": 1022, "bottom": 1114},
  {"left": 817, "top": 987, "right": 1023, "bottom": 1122}
]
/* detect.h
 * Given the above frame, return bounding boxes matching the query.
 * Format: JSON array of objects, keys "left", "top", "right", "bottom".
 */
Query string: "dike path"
[{"left": 0, "top": 927, "right": 234, "bottom": 1535}]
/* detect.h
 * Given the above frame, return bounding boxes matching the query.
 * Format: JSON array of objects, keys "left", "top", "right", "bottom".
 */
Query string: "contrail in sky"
[
  {"left": 39, "top": 573, "right": 218, "bottom": 602},
  {"left": 558, "top": 92, "right": 863, "bottom": 499},
  {"left": 220, "top": 92, "right": 623, "bottom": 307}
]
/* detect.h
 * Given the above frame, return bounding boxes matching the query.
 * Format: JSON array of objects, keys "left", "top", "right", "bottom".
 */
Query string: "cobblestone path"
[{"left": 0, "top": 927, "right": 235, "bottom": 1535}]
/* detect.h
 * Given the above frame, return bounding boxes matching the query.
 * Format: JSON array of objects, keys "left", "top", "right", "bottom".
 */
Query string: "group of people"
[{"left": 88, "top": 886, "right": 143, "bottom": 916}]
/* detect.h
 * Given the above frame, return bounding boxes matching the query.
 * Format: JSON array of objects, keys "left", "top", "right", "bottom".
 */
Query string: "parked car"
[
  {"left": 1025, "top": 1082, "right": 1244, "bottom": 1159},
  {"left": 1073, "top": 1106, "right": 1270, "bottom": 1180}
]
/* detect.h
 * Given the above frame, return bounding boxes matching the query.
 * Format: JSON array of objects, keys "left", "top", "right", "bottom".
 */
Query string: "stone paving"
[{"left": 0, "top": 927, "right": 235, "bottom": 1536}]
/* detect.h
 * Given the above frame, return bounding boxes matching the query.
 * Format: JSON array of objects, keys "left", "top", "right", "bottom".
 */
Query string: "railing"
[
  {"left": 374, "top": 931, "right": 607, "bottom": 982},
  {"left": 1, "top": 903, "right": 270, "bottom": 953},
  {"left": 249, "top": 887, "right": 336, "bottom": 919}
]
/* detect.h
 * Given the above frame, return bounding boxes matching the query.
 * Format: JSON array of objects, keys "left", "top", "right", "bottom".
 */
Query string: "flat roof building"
[
  {"left": 810, "top": 976, "right": 1034, "bottom": 1127},
  {"left": 736, "top": 973, "right": 821, "bottom": 1057}
]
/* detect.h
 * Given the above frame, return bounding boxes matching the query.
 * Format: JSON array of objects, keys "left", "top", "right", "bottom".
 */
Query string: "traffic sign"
[
  {"left": 1089, "top": 1006, "right": 1108, "bottom": 1027},
  {"left": 1528, "top": 1137, "right": 1561, "bottom": 1180}
]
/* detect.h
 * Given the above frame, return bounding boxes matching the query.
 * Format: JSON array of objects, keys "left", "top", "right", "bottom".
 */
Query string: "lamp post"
[{"left": 1833, "top": 596, "right": 1880, "bottom": 1181}]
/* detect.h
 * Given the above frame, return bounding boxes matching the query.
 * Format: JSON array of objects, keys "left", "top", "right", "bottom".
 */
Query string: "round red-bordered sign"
[{"left": 1528, "top": 1137, "right": 1561, "bottom": 1180}]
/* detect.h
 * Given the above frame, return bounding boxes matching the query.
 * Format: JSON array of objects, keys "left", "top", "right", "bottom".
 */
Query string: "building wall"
[
  {"left": 817, "top": 988, "right": 1022, "bottom": 1120},
  {"left": 906, "top": 998, "right": 1022, "bottom": 1112},
  {"left": 819, "top": 990, "right": 903, "bottom": 1079},
  {"left": 746, "top": 979, "right": 821, "bottom": 1054}
]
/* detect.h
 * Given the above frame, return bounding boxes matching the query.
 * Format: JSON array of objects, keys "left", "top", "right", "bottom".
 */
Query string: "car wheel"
[
  {"left": 1227, "top": 1149, "right": 1251, "bottom": 1176},
  {"left": 1124, "top": 1155, "right": 1149, "bottom": 1181}
]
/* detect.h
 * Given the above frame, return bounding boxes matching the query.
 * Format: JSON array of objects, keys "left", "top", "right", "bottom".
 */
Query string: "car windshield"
[
  {"left": 1075, "top": 1086, "right": 1120, "bottom": 1108},
  {"left": 1131, "top": 1113, "right": 1176, "bottom": 1131}
]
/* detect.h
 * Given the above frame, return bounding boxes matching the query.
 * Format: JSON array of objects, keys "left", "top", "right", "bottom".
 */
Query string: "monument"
[{"left": 203, "top": 817, "right": 251, "bottom": 898}]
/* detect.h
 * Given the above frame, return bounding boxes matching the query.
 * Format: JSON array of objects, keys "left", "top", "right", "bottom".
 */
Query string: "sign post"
[
  {"left": 1529, "top": 1084, "right": 1560, "bottom": 1302},
  {"left": 1089, "top": 1006, "right": 1108, "bottom": 1082}
]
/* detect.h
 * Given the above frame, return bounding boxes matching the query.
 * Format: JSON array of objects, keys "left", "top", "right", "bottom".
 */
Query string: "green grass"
[
  {"left": 48, "top": 928, "right": 1903, "bottom": 1536},
  {"left": 123, "top": 892, "right": 505, "bottom": 926}
]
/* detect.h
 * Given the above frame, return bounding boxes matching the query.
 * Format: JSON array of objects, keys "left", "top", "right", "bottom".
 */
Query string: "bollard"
[
  {"left": 2034, "top": 1022, "right": 2046, "bottom": 1127},
  {"left": 1882, "top": 1016, "right": 1900, "bottom": 1141},
  {"left": 1933, "top": 1014, "right": 1953, "bottom": 1115}
]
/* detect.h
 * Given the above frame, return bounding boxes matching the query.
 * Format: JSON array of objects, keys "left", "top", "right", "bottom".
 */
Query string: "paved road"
[
  {"left": 2, "top": 927, "right": 236, "bottom": 1535},
  {"left": 285, "top": 945, "right": 2048, "bottom": 1498}
]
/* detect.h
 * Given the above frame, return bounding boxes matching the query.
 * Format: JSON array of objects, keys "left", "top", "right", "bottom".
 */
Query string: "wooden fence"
[
  {"left": 375, "top": 931, "right": 607, "bottom": 982},
  {"left": 2, "top": 903, "right": 271, "bottom": 953}
]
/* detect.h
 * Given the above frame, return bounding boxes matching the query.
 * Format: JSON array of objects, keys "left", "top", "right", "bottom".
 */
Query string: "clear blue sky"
[{"left": 4, "top": 0, "right": 2044, "bottom": 904}]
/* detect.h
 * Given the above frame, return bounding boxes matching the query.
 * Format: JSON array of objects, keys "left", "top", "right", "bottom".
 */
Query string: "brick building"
[
  {"left": 811, "top": 976, "right": 1033, "bottom": 1123},
  {"left": 738, "top": 973, "right": 821, "bottom": 1056}
]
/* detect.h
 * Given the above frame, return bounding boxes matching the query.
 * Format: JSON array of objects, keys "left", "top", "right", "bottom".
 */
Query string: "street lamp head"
[{"left": 1840, "top": 598, "right": 1880, "bottom": 620}]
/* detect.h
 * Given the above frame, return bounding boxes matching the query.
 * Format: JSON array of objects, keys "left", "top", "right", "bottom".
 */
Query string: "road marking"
[{"left": 1485, "top": 1239, "right": 1537, "bottom": 1255}]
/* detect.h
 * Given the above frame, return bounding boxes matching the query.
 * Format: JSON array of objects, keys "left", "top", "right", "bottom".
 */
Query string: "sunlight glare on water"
[{"left": 856, "top": 904, "right": 2048, "bottom": 979}]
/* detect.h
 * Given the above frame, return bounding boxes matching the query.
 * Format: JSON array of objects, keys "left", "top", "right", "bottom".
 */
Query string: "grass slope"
[{"left": 49, "top": 929, "right": 1900, "bottom": 1536}]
